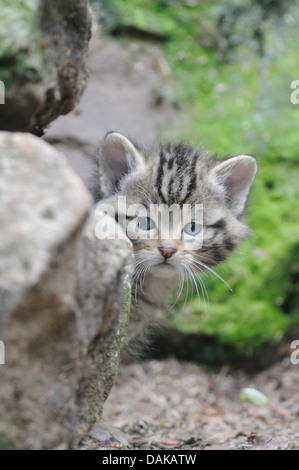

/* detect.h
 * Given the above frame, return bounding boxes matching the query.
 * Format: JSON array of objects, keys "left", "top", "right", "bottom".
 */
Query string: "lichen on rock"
[
  {"left": 0, "top": 132, "right": 133, "bottom": 449},
  {"left": 0, "top": 0, "right": 92, "bottom": 134}
]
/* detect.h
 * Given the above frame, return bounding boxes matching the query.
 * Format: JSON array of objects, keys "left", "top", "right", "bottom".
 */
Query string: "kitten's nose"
[{"left": 158, "top": 245, "right": 177, "bottom": 259}]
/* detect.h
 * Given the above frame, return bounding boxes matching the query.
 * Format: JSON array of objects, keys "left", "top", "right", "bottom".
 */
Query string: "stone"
[
  {"left": 0, "top": 132, "right": 133, "bottom": 449},
  {"left": 0, "top": 0, "right": 92, "bottom": 135}
]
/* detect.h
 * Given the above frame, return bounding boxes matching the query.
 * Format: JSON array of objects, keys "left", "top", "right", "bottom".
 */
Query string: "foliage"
[
  {"left": 93, "top": 0, "right": 299, "bottom": 355},
  {"left": 0, "top": 0, "right": 43, "bottom": 89}
]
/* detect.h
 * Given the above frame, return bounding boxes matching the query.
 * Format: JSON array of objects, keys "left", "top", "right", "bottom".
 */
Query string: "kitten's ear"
[
  {"left": 98, "top": 132, "right": 144, "bottom": 196},
  {"left": 212, "top": 155, "right": 257, "bottom": 215}
]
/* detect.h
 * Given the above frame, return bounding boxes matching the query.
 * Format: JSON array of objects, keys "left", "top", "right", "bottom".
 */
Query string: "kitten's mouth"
[
  {"left": 157, "top": 261, "right": 174, "bottom": 267},
  {"left": 152, "top": 262, "right": 177, "bottom": 275}
]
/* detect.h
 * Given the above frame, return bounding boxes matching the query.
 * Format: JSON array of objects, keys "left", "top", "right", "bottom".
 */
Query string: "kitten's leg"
[{"left": 88, "top": 416, "right": 130, "bottom": 447}]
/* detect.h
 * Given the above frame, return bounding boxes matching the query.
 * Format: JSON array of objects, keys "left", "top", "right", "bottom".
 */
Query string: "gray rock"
[
  {"left": 0, "top": 0, "right": 91, "bottom": 135},
  {"left": 0, "top": 132, "right": 133, "bottom": 449}
]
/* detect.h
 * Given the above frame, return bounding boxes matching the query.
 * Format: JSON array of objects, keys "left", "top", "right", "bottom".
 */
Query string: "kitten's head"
[{"left": 96, "top": 132, "right": 257, "bottom": 280}]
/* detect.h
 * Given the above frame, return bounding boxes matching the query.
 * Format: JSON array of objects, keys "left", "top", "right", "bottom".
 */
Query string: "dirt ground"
[
  {"left": 96, "top": 358, "right": 298, "bottom": 450},
  {"left": 45, "top": 24, "right": 299, "bottom": 451}
]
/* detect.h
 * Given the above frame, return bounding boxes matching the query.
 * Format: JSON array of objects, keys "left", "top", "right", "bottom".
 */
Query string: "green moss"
[
  {"left": 0, "top": 0, "right": 43, "bottom": 90},
  {"left": 114, "top": 246, "right": 134, "bottom": 350},
  {"left": 0, "top": 434, "right": 15, "bottom": 450},
  {"left": 0, "top": 0, "right": 36, "bottom": 53},
  {"left": 117, "top": 269, "right": 133, "bottom": 349},
  {"left": 94, "top": 0, "right": 299, "bottom": 356},
  {"left": 167, "top": 3, "right": 299, "bottom": 354}
]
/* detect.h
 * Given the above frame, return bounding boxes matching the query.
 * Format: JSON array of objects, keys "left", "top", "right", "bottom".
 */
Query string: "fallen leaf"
[
  {"left": 161, "top": 439, "right": 184, "bottom": 446},
  {"left": 247, "top": 433, "right": 279, "bottom": 450},
  {"left": 240, "top": 388, "right": 269, "bottom": 406}
]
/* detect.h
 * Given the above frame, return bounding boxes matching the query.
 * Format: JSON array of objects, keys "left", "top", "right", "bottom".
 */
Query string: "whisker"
[
  {"left": 191, "top": 259, "right": 232, "bottom": 291},
  {"left": 195, "top": 252, "right": 217, "bottom": 264},
  {"left": 133, "top": 256, "right": 156, "bottom": 300},
  {"left": 141, "top": 261, "right": 153, "bottom": 286},
  {"left": 170, "top": 269, "right": 184, "bottom": 308},
  {"left": 188, "top": 261, "right": 209, "bottom": 313},
  {"left": 185, "top": 263, "right": 199, "bottom": 299},
  {"left": 138, "top": 262, "right": 149, "bottom": 294},
  {"left": 181, "top": 263, "right": 191, "bottom": 308},
  {"left": 133, "top": 266, "right": 142, "bottom": 303}
]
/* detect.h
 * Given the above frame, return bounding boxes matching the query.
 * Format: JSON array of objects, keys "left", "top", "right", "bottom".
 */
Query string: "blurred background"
[{"left": 45, "top": 0, "right": 299, "bottom": 366}]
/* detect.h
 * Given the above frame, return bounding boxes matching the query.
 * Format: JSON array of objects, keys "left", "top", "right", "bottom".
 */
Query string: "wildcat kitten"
[{"left": 93, "top": 131, "right": 257, "bottom": 345}]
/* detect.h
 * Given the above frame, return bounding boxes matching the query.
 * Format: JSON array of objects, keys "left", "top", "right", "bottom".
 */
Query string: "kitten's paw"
[{"left": 88, "top": 418, "right": 129, "bottom": 447}]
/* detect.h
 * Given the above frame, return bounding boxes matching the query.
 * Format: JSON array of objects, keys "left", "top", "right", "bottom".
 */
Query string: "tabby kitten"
[{"left": 93, "top": 132, "right": 257, "bottom": 344}]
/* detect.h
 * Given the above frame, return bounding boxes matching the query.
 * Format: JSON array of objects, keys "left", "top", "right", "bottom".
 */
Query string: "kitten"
[{"left": 93, "top": 131, "right": 257, "bottom": 346}]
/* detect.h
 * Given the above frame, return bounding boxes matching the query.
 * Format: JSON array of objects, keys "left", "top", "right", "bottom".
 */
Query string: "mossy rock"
[{"left": 0, "top": 0, "right": 91, "bottom": 134}]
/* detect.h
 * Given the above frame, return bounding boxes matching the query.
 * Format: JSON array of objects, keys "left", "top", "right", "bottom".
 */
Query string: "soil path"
[
  {"left": 44, "top": 24, "right": 178, "bottom": 186},
  {"left": 101, "top": 359, "right": 299, "bottom": 450}
]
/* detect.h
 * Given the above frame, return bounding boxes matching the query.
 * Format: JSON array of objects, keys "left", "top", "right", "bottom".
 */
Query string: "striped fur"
[{"left": 94, "top": 132, "right": 257, "bottom": 346}]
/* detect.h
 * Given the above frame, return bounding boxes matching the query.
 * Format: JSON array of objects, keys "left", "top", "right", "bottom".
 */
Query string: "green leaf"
[{"left": 240, "top": 387, "right": 269, "bottom": 407}]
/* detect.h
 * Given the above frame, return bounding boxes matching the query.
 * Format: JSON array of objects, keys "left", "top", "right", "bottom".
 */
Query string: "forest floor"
[
  {"left": 99, "top": 357, "right": 299, "bottom": 450},
  {"left": 45, "top": 24, "right": 299, "bottom": 451}
]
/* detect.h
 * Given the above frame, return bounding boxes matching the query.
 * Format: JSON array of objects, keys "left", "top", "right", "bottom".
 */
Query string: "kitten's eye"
[
  {"left": 183, "top": 222, "right": 201, "bottom": 236},
  {"left": 136, "top": 217, "right": 155, "bottom": 231}
]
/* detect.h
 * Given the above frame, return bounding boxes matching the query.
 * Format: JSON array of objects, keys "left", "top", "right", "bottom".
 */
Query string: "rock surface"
[
  {"left": 0, "top": 132, "right": 132, "bottom": 449},
  {"left": 44, "top": 27, "right": 179, "bottom": 187},
  {"left": 0, "top": 0, "right": 91, "bottom": 135}
]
